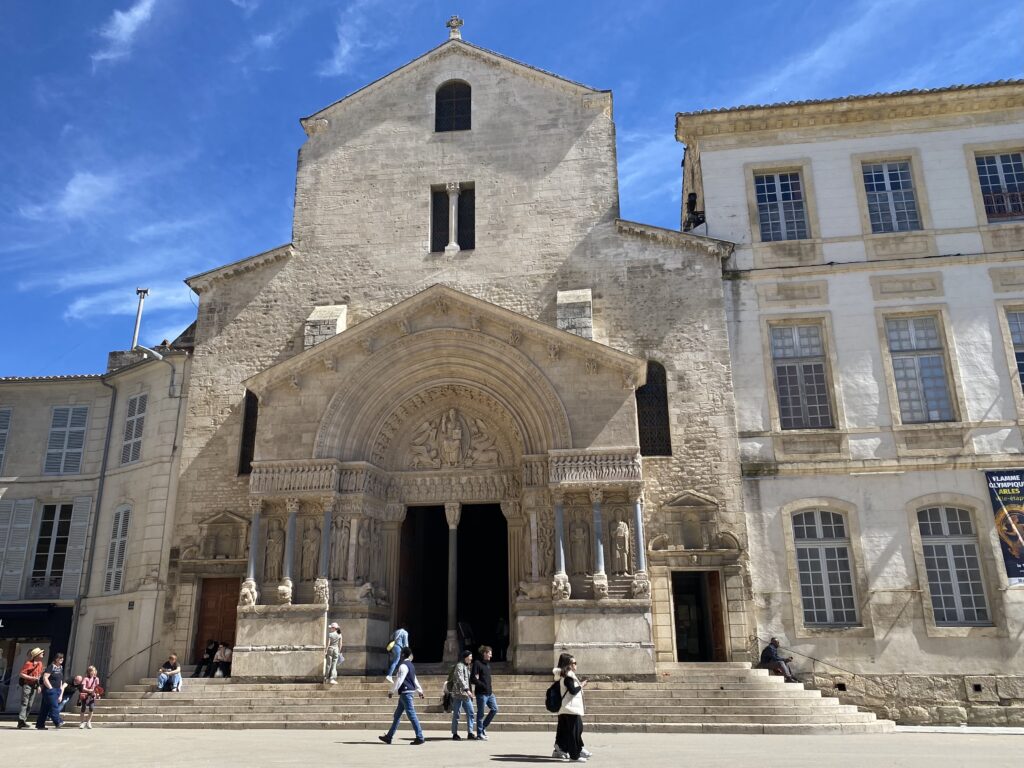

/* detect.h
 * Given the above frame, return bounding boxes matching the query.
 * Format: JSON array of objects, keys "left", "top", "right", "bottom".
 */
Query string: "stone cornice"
[
  {"left": 676, "top": 80, "right": 1024, "bottom": 143},
  {"left": 185, "top": 244, "right": 294, "bottom": 295},
  {"left": 615, "top": 219, "right": 733, "bottom": 259}
]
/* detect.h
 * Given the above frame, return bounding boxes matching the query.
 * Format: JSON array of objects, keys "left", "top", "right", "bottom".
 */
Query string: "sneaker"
[
  {"left": 477, "top": 733, "right": 488, "bottom": 740},
  {"left": 411, "top": 738, "right": 425, "bottom": 745},
  {"left": 580, "top": 748, "right": 592, "bottom": 757},
  {"left": 572, "top": 758, "right": 588, "bottom": 763},
  {"left": 79, "top": 723, "right": 87, "bottom": 729},
  {"left": 36, "top": 726, "right": 47, "bottom": 730},
  {"left": 452, "top": 733, "right": 462, "bottom": 740},
  {"left": 467, "top": 733, "right": 477, "bottom": 740},
  {"left": 378, "top": 735, "right": 392, "bottom": 745},
  {"left": 86, "top": 723, "right": 93, "bottom": 730},
  {"left": 329, "top": 680, "right": 337, "bottom": 685},
  {"left": 17, "top": 720, "right": 27, "bottom": 729},
  {"left": 385, "top": 675, "right": 394, "bottom": 683},
  {"left": 53, "top": 722, "right": 63, "bottom": 729},
  {"left": 553, "top": 748, "right": 570, "bottom": 760}
]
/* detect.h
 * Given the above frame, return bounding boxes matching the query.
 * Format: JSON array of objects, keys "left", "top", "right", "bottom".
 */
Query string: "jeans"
[
  {"left": 475, "top": 693, "right": 498, "bottom": 735},
  {"left": 18, "top": 684, "right": 37, "bottom": 721},
  {"left": 451, "top": 696, "right": 475, "bottom": 735},
  {"left": 386, "top": 645, "right": 402, "bottom": 677},
  {"left": 35, "top": 688, "right": 62, "bottom": 728},
  {"left": 324, "top": 648, "right": 339, "bottom": 682},
  {"left": 385, "top": 692, "right": 423, "bottom": 740},
  {"left": 157, "top": 672, "right": 182, "bottom": 691}
]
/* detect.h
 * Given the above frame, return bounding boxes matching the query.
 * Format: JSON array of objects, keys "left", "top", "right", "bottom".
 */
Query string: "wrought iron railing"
[{"left": 983, "top": 190, "right": 1024, "bottom": 221}]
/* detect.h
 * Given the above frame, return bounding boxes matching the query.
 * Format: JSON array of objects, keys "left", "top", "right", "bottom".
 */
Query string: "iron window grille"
[
  {"left": 636, "top": 361, "right": 672, "bottom": 456},
  {"left": 28, "top": 502, "right": 74, "bottom": 598},
  {"left": 976, "top": 152, "right": 1024, "bottom": 222}
]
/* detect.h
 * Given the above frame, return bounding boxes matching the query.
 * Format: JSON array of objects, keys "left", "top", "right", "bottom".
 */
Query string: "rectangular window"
[
  {"left": 770, "top": 324, "right": 834, "bottom": 430},
  {"left": 0, "top": 407, "right": 10, "bottom": 474},
  {"left": 862, "top": 161, "right": 922, "bottom": 233},
  {"left": 918, "top": 507, "right": 990, "bottom": 626},
  {"left": 976, "top": 152, "right": 1024, "bottom": 222},
  {"left": 29, "top": 502, "right": 73, "bottom": 598},
  {"left": 885, "top": 316, "right": 954, "bottom": 423},
  {"left": 238, "top": 390, "right": 259, "bottom": 476},
  {"left": 44, "top": 406, "right": 88, "bottom": 475},
  {"left": 754, "top": 171, "right": 809, "bottom": 241},
  {"left": 430, "top": 185, "right": 475, "bottom": 252},
  {"left": 1007, "top": 310, "right": 1024, "bottom": 393},
  {"left": 120, "top": 393, "right": 147, "bottom": 465},
  {"left": 103, "top": 506, "right": 131, "bottom": 594},
  {"left": 793, "top": 510, "right": 858, "bottom": 626}
]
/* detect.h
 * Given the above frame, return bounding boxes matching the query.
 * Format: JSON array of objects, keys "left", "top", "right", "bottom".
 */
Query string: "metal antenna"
[{"left": 131, "top": 288, "right": 150, "bottom": 349}]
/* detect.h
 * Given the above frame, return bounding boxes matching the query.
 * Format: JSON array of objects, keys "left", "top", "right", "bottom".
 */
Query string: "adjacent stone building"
[{"left": 677, "top": 80, "right": 1024, "bottom": 723}]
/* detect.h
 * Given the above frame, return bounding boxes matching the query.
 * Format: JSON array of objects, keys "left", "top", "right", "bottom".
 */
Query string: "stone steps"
[{"left": 103, "top": 665, "right": 894, "bottom": 734}]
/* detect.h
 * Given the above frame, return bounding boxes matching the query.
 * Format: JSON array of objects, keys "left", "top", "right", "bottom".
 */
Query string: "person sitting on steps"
[{"left": 759, "top": 637, "right": 800, "bottom": 683}]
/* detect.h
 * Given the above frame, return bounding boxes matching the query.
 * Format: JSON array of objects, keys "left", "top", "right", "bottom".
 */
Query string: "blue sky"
[{"left": 1, "top": 0, "right": 1021, "bottom": 377}]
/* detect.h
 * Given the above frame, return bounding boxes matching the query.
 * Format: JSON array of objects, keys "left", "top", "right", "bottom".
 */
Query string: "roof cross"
[{"left": 446, "top": 15, "right": 463, "bottom": 40}]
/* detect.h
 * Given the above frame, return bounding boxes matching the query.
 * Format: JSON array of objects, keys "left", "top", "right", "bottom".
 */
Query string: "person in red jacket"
[{"left": 16, "top": 647, "right": 45, "bottom": 729}]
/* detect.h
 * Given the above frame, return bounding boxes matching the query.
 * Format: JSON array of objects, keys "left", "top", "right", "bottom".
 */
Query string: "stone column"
[
  {"left": 529, "top": 508, "right": 539, "bottom": 582},
  {"left": 314, "top": 497, "right": 334, "bottom": 605},
  {"left": 443, "top": 501, "right": 461, "bottom": 661},
  {"left": 383, "top": 503, "right": 406, "bottom": 626},
  {"left": 240, "top": 498, "right": 262, "bottom": 606},
  {"left": 445, "top": 181, "right": 460, "bottom": 254},
  {"left": 590, "top": 487, "right": 609, "bottom": 599},
  {"left": 346, "top": 516, "right": 360, "bottom": 583},
  {"left": 282, "top": 498, "right": 300, "bottom": 604},
  {"left": 551, "top": 489, "right": 570, "bottom": 600},
  {"left": 630, "top": 489, "right": 651, "bottom": 598}
]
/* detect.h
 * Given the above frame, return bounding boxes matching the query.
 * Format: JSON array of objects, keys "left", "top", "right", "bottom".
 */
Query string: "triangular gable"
[
  {"left": 244, "top": 284, "right": 646, "bottom": 395},
  {"left": 301, "top": 39, "right": 606, "bottom": 132},
  {"left": 198, "top": 510, "right": 249, "bottom": 527},
  {"left": 664, "top": 490, "right": 720, "bottom": 509}
]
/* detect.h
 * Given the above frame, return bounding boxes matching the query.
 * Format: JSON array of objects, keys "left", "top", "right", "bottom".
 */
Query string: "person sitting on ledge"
[{"left": 759, "top": 637, "right": 799, "bottom": 683}]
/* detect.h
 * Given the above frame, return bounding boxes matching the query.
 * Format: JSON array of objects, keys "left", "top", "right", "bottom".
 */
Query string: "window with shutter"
[
  {"left": 121, "top": 394, "right": 147, "bottom": 465},
  {"left": 0, "top": 498, "right": 34, "bottom": 598},
  {"left": 103, "top": 505, "right": 131, "bottom": 594},
  {"left": 0, "top": 407, "right": 11, "bottom": 474},
  {"left": 29, "top": 502, "right": 73, "bottom": 598},
  {"left": 44, "top": 405, "right": 88, "bottom": 474}
]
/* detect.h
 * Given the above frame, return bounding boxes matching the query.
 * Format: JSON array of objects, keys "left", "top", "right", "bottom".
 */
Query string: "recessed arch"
[{"left": 436, "top": 79, "right": 471, "bottom": 132}]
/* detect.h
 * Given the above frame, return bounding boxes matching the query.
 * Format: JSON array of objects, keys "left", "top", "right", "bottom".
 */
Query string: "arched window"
[
  {"left": 792, "top": 509, "right": 858, "bottom": 626},
  {"left": 636, "top": 361, "right": 671, "bottom": 456},
  {"left": 916, "top": 506, "right": 990, "bottom": 625},
  {"left": 435, "top": 80, "right": 471, "bottom": 132}
]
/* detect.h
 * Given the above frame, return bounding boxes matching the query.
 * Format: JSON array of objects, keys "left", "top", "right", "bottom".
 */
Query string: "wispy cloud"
[
  {"left": 127, "top": 216, "right": 208, "bottom": 243},
  {"left": 92, "top": 0, "right": 158, "bottom": 68},
  {"left": 618, "top": 130, "right": 681, "bottom": 219},
  {"left": 737, "top": 0, "right": 925, "bottom": 105},
  {"left": 19, "top": 171, "right": 121, "bottom": 221},
  {"left": 317, "top": 0, "right": 382, "bottom": 78},
  {"left": 64, "top": 280, "right": 195, "bottom": 321},
  {"left": 229, "top": 0, "right": 261, "bottom": 15}
]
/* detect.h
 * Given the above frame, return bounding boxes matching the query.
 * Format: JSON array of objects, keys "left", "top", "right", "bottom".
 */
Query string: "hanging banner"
[{"left": 985, "top": 470, "right": 1024, "bottom": 586}]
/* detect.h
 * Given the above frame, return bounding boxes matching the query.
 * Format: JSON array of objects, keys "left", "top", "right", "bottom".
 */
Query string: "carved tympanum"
[{"left": 406, "top": 408, "right": 504, "bottom": 469}]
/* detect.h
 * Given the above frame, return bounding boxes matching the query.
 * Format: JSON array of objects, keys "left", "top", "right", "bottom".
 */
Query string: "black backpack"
[{"left": 544, "top": 679, "right": 567, "bottom": 713}]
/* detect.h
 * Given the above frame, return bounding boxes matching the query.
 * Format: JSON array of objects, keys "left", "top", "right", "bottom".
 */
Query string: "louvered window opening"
[
  {"left": 238, "top": 390, "right": 259, "bottom": 476},
  {"left": 103, "top": 506, "right": 131, "bottom": 594},
  {"left": 771, "top": 324, "right": 833, "bottom": 429},
  {"left": 793, "top": 510, "right": 859, "bottom": 626},
  {"left": 435, "top": 80, "right": 471, "bottom": 132},
  {"left": 885, "top": 316, "right": 954, "bottom": 423},
  {"left": 29, "top": 502, "right": 73, "bottom": 598},
  {"left": 121, "top": 393, "right": 147, "bottom": 465},
  {"left": 976, "top": 152, "right": 1024, "bottom": 222},
  {"left": 636, "top": 361, "right": 672, "bottom": 456},
  {"left": 918, "top": 506, "right": 991, "bottom": 626},
  {"left": 45, "top": 405, "right": 88, "bottom": 474},
  {"left": 0, "top": 407, "right": 10, "bottom": 474}
]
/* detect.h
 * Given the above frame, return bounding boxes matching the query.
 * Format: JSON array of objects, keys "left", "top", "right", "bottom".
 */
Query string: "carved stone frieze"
[
  {"left": 548, "top": 449, "right": 642, "bottom": 485},
  {"left": 405, "top": 408, "right": 505, "bottom": 470}
]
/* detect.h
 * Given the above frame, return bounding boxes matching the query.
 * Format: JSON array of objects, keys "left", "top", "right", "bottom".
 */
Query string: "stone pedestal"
[
  {"left": 513, "top": 597, "right": 555, "bottom": 673},
  {"left": 233, "top": 603, "right": 327, "bottom": 681},
  {"left": 553, "top": 599, "right": 655, "bottom": 676}
]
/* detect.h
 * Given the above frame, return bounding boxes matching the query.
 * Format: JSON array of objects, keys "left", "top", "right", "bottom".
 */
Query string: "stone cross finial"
[{"left": 446, "top": 15, "right": 463, "bottom": 39}]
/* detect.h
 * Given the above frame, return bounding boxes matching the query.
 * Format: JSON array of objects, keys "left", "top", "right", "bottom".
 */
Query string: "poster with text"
[{"left": 985, "top": 470, "right": 1024, "bottom": 587}]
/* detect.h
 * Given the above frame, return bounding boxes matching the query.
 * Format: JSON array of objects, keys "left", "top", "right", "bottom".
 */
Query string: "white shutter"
[
  {"left": 0, "top": 408, "right": 11, "bottom": 473},
  {"left": 121, "top": 395, "right": 146, "bottom": 465},
  {"left": 0, "top": 498, "right": 35, "bottom": 598},
  {"left": 59, "top": 495, "right": 92, "bottom": 599},
  {"left": 103, "top": 506, "right": 131, "bottom": 594},
  {"left": 63, "top": 406, "right": 88, "bottom": 474},
  {"left": 0, "top": 499, "right": 13, "bottom": 576}
]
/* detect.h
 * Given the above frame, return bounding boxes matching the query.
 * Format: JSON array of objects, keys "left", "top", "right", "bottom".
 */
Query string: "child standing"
[{"left": 78, "top": 666, "right": 102, "bottom": 729}]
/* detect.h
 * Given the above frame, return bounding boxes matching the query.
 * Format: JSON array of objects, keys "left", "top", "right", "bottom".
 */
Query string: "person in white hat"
[
  {"left": 17, "top": 647, "right": 46, "bottom": 728},
  {"left": 324, "top": 622, "right": 343, "bottom": 684}
]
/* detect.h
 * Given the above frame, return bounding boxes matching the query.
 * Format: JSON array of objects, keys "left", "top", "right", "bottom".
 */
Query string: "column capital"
[
  {"left": 588, "top": 486, "right": 604, "bottom": 504},
  {"left": 248, "top": 497, "right": 264, "bottom": 516},
  {"left": 383, "top": 503, "right": 407, "bottom": 523},
  {"left": 285, "top": 497, "right": 301, "bottom": 516},
  {"left": 320, "top": 495, "right": 339, "bottom": 514},
  {"left": 550, "top": 487, "right": 565, "bottom": 504},
  {"left": 445, "top": 501, "right": 461, "bottom": 528},
  {"left": 499, "top": 500, "right": 520, "bottom": 520},
  {"left": 445, "top": 181, "right": 461, "bottom": 194},
  {"left": 627, "top": 486, "right": 644, "bottom": 504}
]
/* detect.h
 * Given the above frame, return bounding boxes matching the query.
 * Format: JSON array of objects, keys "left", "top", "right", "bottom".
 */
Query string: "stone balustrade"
[{"left": 548, "top": 448, "right": 642, "bottom": 486}]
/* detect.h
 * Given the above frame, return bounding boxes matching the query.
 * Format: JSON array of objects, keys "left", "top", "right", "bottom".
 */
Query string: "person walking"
[
  {"left": 377, "top": 647, "right": 425, "bottom": 746},
  {"left": 324, "top": 622, "right": 343, "bottom": 684},
  {"left": 16, "top": 647, "right": 45, "bottom": 729},
  {"left": 552, "top": 652, "right": 591, "bottom": 762},
  {"left": 448, "top": 649, "right": 476, "bottom": 740},
  {"left": 472, "top": 645, "right": 499, "bottom": 740},
  {"left": 78, "top": 666, "right": 102, "bottom": 729},
  {"left": 35, "top": 651, "right": 66, "bottom": 730},
  {"left": 384, "top": 626, "right": 409, "bottom": 682}
]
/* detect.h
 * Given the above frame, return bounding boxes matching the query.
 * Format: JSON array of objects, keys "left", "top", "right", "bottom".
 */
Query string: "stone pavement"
[{"left": 2, "top": 726, "right": 1021, "bottom": 767}]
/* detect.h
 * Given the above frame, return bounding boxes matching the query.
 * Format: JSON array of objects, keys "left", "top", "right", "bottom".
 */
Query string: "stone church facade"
[{"left": 164, "top": 27, "right": 749, "bottom": 677}]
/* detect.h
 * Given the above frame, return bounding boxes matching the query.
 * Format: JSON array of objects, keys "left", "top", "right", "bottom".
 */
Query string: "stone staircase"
[{"left": 92, "top": 662, "right": 893, "bottom": 734}]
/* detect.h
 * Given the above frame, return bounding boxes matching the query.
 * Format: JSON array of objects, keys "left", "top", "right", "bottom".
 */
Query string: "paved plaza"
[{"left": 2, "top": 727, "right": 1021, "bottom": 767}]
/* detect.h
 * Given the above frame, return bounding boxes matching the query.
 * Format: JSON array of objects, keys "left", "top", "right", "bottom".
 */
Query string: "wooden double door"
[{"left": 193, "top": 577, "right": 240, "bottom": 664}]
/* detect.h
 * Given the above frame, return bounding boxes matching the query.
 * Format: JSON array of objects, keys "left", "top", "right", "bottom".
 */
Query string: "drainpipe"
[{"left": 66, "top": 377, "right": 117, "bottom": 673}]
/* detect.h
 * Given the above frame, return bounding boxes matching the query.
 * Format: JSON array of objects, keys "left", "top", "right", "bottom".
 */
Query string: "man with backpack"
[
  {"left": 16, "top": 647, "right": 45, "bottom": 729},
  {"left": 447, "top": 649, "right": 476, "bottom": 740},
  {"left": 378, "top": 647, "right": 425, "bottom": 746}
]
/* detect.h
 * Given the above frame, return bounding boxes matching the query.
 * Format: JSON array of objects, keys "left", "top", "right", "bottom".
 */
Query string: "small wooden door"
[
  {"left": 705, "top": 571, "right": 728, "bottom": 662},
  {"left": 193, "top": 578, "right": 240, "bottom": 663}
]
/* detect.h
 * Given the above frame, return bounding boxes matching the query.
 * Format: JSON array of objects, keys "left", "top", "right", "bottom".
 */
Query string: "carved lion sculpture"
[
  {"left": 277, "top": 583, "right": 293, "bottom": 605},
  {"left": 238, "top": 579, "right": 258, "bottom": 607}
]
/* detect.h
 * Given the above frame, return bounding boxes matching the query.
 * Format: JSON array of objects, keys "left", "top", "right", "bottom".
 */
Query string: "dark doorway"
[
  {"left": 671, "top": 571, "right": 727, "bottom": 662},
  {"left": 193, "top": 577, "right": 240, "bottom": 664},
  {"left": 456, "top": 504, "right": 509, "bottom": 657},
  {"left": 397, "top": 506, "right": 449, "bottom": 663}
]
